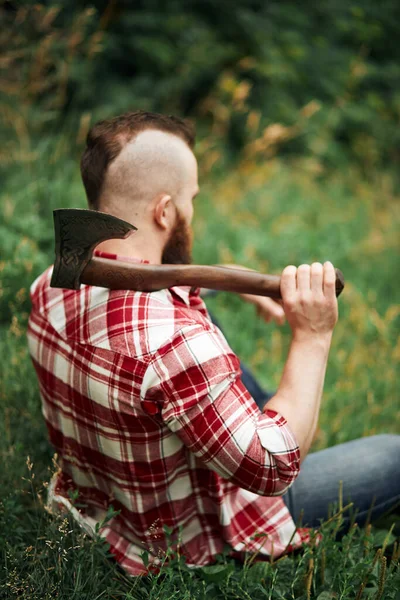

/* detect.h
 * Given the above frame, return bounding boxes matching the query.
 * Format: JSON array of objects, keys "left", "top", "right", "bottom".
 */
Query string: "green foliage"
[{"left": 1, "top": 1, "right": 400, "bottom": 177}]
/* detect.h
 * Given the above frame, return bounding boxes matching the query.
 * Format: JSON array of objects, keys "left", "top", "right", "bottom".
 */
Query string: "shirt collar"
[
  {"left": 93, "top": 250, "right": 200, "bottom": 306},
  {"left": 94, "top": 250, "right": 149, "bottom": 264}
]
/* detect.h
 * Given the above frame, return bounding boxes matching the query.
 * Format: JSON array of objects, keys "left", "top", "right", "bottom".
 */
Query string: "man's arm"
[
  {"left": 266, "top": 334, "right": 331, "bottom": 463},
  {"left": 264, "top": 262, "right": 338, "bottom": 463},
  {"left": 202, "top": 261, "right": 337, "bottom": 462},
  {"left": 141, "top": 262, "right": 337, "bottom": 492},
  {"left": 141, "top": 322, "right": 301, "bottom": 497}
]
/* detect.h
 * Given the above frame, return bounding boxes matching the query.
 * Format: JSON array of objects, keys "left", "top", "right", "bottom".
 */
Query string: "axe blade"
[{"left": 50, "top": 208, "right": 137, "bottom": 290}]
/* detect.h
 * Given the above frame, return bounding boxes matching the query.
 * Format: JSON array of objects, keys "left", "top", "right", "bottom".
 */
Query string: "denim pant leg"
[
  {"left": 281, "top": 434, "right": 400, "bottom": 531},
  {"left": 207, "top": 309, "right": 274, "bottom": 409}
]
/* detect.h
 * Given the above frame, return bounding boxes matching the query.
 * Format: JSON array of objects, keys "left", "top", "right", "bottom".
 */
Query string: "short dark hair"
[{"left": 80, "top": 110, "right": 196, "bottom": 210}]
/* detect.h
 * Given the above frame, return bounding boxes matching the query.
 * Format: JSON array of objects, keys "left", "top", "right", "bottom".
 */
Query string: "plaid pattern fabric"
[{"left": 27, "top": 250, "right": 312, "bottom": 576}]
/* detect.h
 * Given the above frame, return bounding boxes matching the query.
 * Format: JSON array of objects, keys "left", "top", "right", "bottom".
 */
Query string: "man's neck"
[{"left": 95, "top": 237, "right": 163, "bottom": 264}]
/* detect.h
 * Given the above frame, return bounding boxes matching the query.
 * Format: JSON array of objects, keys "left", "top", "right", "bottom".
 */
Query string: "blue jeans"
[{"left": 208, "top": 311, "right": 400, "bottom": 532}]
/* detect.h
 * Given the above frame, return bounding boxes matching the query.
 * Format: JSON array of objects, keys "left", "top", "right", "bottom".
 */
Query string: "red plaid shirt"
[{"left": 27, "top": 249, "right": 312, "bottom": 576}]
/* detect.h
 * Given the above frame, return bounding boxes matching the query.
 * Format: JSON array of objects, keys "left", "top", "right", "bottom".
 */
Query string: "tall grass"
[{"left": 2, "top": 458, "right": 399, "bottom": 599}]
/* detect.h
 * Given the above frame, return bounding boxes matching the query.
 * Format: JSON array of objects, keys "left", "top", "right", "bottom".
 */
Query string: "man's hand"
[
  {"left": 240, "top": 293, "right": 286, "bottom": 326},
  {"left": 217, "top": 263, "right": 286, "bottom": 326},
  {"left": 280, "top": 262, "right": 338, "bottom": 341}
]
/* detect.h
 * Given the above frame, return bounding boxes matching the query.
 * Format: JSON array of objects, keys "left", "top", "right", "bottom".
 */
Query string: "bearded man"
[{"left": 27, "top": 111, "right": 400, "bottom": 576}]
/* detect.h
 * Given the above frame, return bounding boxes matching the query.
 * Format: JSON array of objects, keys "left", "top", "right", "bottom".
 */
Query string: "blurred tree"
[{"left": 1, "top": 0, "right": 399, "bottom": 176}]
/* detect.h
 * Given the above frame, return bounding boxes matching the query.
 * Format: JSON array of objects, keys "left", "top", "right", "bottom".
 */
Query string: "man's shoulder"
[
  {"left": 106, "top": 286, "right": 213, "bottom": 358},
  {"left": 113, "top": 286, "right": 235, "bottom": 362},
  {"left": 28, "top": 267, "right": 217, "bottom": 360}
]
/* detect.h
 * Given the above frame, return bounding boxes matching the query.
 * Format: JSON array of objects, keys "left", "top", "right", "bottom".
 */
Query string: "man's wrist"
[{"left": 291, "top": 331, "right": 333, "bottom": 349}]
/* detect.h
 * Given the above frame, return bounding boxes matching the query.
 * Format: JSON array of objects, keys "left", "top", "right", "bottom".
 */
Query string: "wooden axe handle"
[{"left": 81, "top": 257, "right": 345, "bottom": 299}]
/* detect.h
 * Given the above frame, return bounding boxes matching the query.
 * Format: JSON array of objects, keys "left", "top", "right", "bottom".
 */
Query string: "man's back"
[{"left": 27, "top": 249, "right": 306, "bottom": 575}]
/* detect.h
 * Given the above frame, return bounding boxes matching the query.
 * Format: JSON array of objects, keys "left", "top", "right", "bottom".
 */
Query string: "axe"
[{"left": 50, "top": 208, "right": 345, "bottom": 298}]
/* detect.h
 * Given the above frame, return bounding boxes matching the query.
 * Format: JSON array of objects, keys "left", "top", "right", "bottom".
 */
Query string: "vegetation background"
[{"left": 0, "top": 0, "right": 399, "bottom": 597}]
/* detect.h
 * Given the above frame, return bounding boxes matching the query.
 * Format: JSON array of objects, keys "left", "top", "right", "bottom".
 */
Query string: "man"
[{"left": 27, "top": 111, "right": 400, "bottom": 576}]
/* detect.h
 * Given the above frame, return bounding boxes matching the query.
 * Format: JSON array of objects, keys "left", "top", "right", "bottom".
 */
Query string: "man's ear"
[{"left": 153, "top": 194, "right": 175, "bottom": 231}]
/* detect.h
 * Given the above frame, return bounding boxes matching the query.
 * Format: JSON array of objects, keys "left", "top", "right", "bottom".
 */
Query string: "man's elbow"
[
  {"left": 230, "top": 452, "right": 300, "bottom": 497},
  {"left": 269, "top": 470, "right": 299, "bottom": 496},
  {"left": 276, "top": 453, "right": 301, "bottom": 486},
  {"left": 260, "top": 459, "right": 300, "bottom": 497}
]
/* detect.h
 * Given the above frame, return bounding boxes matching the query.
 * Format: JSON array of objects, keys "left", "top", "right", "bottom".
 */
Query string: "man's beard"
[{"left": 161, "top": 209, "right": 193, "bottom": 265}]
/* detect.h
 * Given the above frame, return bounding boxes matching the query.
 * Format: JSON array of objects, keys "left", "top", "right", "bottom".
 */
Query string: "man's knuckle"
[
  {"left": 327, "top": 297, "right": 338, "bottom": 308},
  {"left": 313, "top": 297, "right": 325, "bottom": 309},
  {"left": 283, "top": 296, "right": 295, "bottom": 309},
  {"left": 299, "top": 292, "right": 311, "bottom": 304},
  {"left": 324, "top": 277, "right": 335, "bottom": 287}
]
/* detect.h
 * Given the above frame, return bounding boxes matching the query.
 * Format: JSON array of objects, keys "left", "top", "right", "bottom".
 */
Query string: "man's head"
[{"left": 80, "top": 111, "right": 199, "bottom": 264}]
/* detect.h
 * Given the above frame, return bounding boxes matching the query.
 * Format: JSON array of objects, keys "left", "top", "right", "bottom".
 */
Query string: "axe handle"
[{"left": 81, "top": 257, "right": 345, "bottom": 299}]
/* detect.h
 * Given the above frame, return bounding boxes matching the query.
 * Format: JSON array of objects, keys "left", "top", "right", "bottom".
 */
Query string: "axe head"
[{"left": 50, "top": 208, "right": 137, "bottom": 290}]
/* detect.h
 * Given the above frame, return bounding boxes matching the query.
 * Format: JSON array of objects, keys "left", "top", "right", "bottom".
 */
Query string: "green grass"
[{"left": 1, "top": 147, "right": 399, "bottom": 598}]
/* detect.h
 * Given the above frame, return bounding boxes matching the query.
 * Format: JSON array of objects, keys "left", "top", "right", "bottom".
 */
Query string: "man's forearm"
[{"left": 264, "top": 334, "right": 332, "bottom": 463}]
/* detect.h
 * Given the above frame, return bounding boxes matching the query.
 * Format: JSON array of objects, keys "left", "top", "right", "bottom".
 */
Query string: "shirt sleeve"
[{"left": 140, "top": 323, "right": 300, "bottom": 496}]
